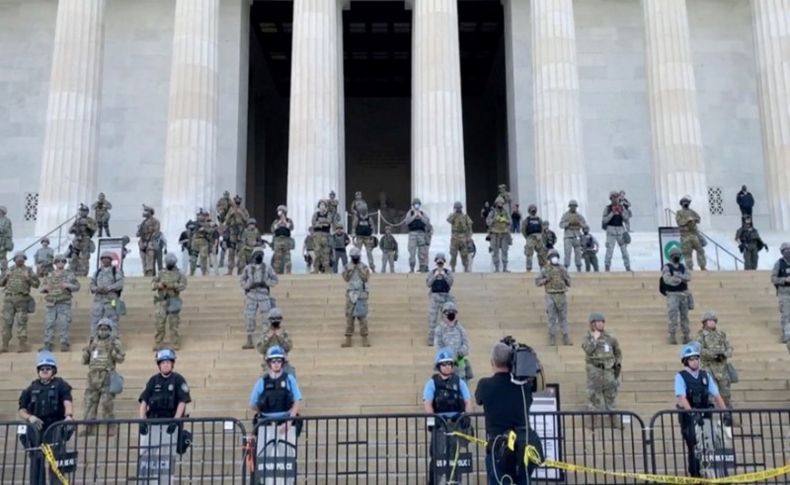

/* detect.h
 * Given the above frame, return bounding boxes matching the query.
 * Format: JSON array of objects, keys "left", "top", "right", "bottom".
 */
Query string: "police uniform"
[
  {"left": 249, "top": 372, "right": 302, "bottom": 418},
  {"left": 674, "top": 369, "right": 720, "bottom": 478},
  {"left": 19, "top": 377, "right": 73, "bottom": 432},
  {"left": 423, "top": 374, "right": 470, "bottom": 485},
  {"left": 139, "top": 372, "right": 191, "bottom": 418}
]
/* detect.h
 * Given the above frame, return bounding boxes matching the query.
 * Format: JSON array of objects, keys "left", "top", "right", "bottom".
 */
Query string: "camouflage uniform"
[
  {"left": 353, "top": 210, "right": 377, "bottom": 272},
  {"left": 349, "top": 193, "right": 368, "bottom": 233},
  {"left": 770, "top": 247, "right": 790, "bottom": 343},
  {"left": 311, "top": 206, "right": 333, "bottom": 273},
  {"left": 580, "top": 231, "right": 599, "bottom": 272},
  {"left": 486, "top": 203, "right": 512, "bottom": 272},
  {"left": 215, "top": 192, "right": 231, "bottom": 224},
  {"left": 540, "top": 222, "right": 557, "bottom": 251},
  {"left": 343, "top": 253, "right": 371, "bottom": 345},
  {"left": 535, "top": 258, "right": 571, "bottom": 345},
  {"left": 0, "top": 256, "right": 40, "bottom": 352},
  {"left": 602, "top": 195, "right": 631, "bottom": 271},
  {"left": 331, "top": 228, "right": 350, "bottom": 273},
  {"left": 662, "top": 251, "right": 692, "bottom": 344},
  {"left": 433, "top": 315, "right": 470, "bottom": 379},
  {"left": 271, "top": 208, "right": 295, "bottom": 274},
  {"left": 497, "top": 184, "right": 513, "bottom": 215},
  {"left": 69, "top": 207, "right": 97, "bottom": 277},
  {"left": 89, "top": 264, "right": 124, "bottom": 334},
  {"left": 675, "top": 198, "right": 707, "bottom": 271},
  {"left": 405, "top": 200, "right": 431, "bottom": 272},
  {"left": 0, "top": 207, "right": 13, "bottom": 272},
  {"left": 82, "top": 322, "right": 125, "bottom": 422},
  {"left": 735, "top": 223, "right": 764, "bottom": 271},
  {"left": 521, "top": 209, "right": 544, "bottom": 271},
  {"left": 327, "top": 191, "right": 341, "bottom": 230},
  {"left": 447, "top": 205, "right": 473, "bottom": 272},
  {"left": 92, "top": 194, "right": 112, "bottom": 237},
  {"left": 256, "top": 309, "right": 293, "bottom": 370},
  {"left": 582, "top": 316, "right": 622, "bottom": 412},
  {"left": 34, "top": 244, "right": 55, "bottom": 277},
  {"left": 559, "top": 202, "right": 586, "bottom": 272},
  {"left": 697, "top": 317, "right": 734, "bottom": 407},
  {"left": 152, "top": 259, "right": 188, "bottom": 349},
  {"left": 224, "top": 200, "right": 250, "bottom": 274},
  {"left": 379, "top": 230, "right": 398, "bottom": 273},
  {"left": 237, "top": 222, "right": 261, "bottom": 273},
  {"left": 190, "top": 213, "right": 213, "bottom": 276},
  {"left": 41, "top": 259, "right": 80, "bottom": 350},
  {"left": 137, "top": 206, "right": 161, "bottom": 277},
  {"left": 426, "top": 259, "right": 455, "bottom": 345},
  {"left": 240, "top": 255, "right": 279, "bottom": 346}
]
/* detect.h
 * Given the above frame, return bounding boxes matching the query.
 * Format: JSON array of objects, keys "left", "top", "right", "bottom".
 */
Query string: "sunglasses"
[
  {"left": 439, "top": 362, "right": 454, "bottom": 367},
  {"left": 38, "top": 366, "right": 54, "bottom": 372},
  {"left": 686, "top": 356, "right": 700, "bottom": 361}
]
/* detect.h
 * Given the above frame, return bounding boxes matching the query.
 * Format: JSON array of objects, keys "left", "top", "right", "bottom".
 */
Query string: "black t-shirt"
[
  {"left": 475, "top": 372, "right": 533, "bottom": 438},
  {"left": 138, "top": 372, "right": 192, "bottom": 418},
  {"left": 19, "top": 377, "right": 73, "bottom": 431}
]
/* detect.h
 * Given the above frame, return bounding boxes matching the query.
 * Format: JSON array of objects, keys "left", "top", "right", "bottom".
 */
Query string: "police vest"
[
  {"left": 663, "top": 264, "right": 688, "bottom": 292},
  {"left": 431, "top": 276, "right": 451, "bottom": 293},
  {"left": 525, "top": 217, "right": 542, "bottom": 236},
  {"left": 778, "top": 259, "right": 789, "bottom": 287},
  {"left": 274, "top": 224, "right": 291, "bottom": 238},
  {"left": 257, "top": 373, "right": 295, "bottom": 414},
  {"left": 408, "top": 218, "right": 426, "bottom": 232},
  {"left": 606, "top": 205, "right": 624, "bottom": 227},
  {"left": 679, "top": 370, "right": 712, "bottom": 409},
  {"left": 432, "top": 375, "right": 465, "bottom": 414},
  {"left": 28, "top": 379, "right": 62, "bottom": 420},
  {"left": 356, "top": 217, "right": 373, "bottom": 237},
  {"left": 147, "top": 375, "right": 179, "bottom": 418}
]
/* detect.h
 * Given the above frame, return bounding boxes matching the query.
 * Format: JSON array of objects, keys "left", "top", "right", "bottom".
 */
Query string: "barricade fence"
[{"left": 4, "top": 408, "right": 789, "bottom": 484}]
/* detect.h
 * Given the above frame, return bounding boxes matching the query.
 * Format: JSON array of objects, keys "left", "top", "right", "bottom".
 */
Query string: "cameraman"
[{"left": 475, "top": 342, "right": 544, "bottom": 484}]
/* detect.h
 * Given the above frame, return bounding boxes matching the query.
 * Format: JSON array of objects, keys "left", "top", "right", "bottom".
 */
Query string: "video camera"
[{"left": 501, "top": 336, "right": 541, "bottom": 383}]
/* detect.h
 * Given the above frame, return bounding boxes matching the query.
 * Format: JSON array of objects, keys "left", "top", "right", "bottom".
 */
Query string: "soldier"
[
  {"left": 559, "top": 200, "right": 586, "bottom": 272},
  {"left": 580, "top": 226, "right": 599, "bottom": 272},
  {"left": 256, "top": 308, "right": 294, "bottom": 373},
  {"left": 237, "top": 218, "right": 261, "bottom": 273},
  {"left": 697, "top": 311, "right": 734, "bottom": 408},
  {"left": 426, "top": 253, "right": 455, "bottom": 346},
  {"left": 735, "top": 216, "right": 767, "bottom": 270},
  {"left": 353, "top": 203, "right": 377, "bottom": 272},
  {"left": 152, "top": 253, "right": 187, "bottom": 351},
  {"left": 189, "top": 210, "right": 213, "bottom": 276},
  {"left": 240, "top": 247, "right": 278, "bottom": 349},
  {"left": 224, "top": 195, "right": 250, "bottom": 275},
  {"left": 771, "top": 242, "right": 790, "bottom": 343},
  {"left": 40, "top": 254, "right": 80, "bottom": 352},
  {"left": 81, "top": 318, "right": 125, "bottom": 435},
  {"left": 0, "top": 206, "right": 13, "bottom": 273},
  {"left": 0, "top": 252, "right": 40, "bottom": 352},
  {"left": 522, "top": 204, "right": 544, "bottom": 271},
  {"left": 342, "top": 247, "right": 371, "bottom": 348},
  {"left": 497, "top": 183, "right": 513, "bottom": 215},
  {"left": 90, "top": 252, "right": 124, "bottom": 335},
  {"left": 154, "top": 231, "right": 167, "bottom": 275},
  {"left": 379, "top": 225, "right": 398, "bottom": 273},
  {"left": 405, "top": 198, "right": 432, "bottom": 273},
  {"left": 327, "top": 190, "right": 342, "bottom": 230},
  {"left": 662, "top": 246, "right": 692, "bottom": 345},
  {"left": 216, "top": 190, "right": 231, "bottom": 224},
  {"left": 332, "top": 224, "right": 351, "bottom": 273},
  {"left": 34, "top": 237, "right": 55, "bottom": 277},
  {"left": 271, "top": 205, "right": 295, "bottom": 274},
  {"left": 486, "top": 196, "right": 512, "bottom": 272},
  {"left": 535, "top": 249, "right": 572, "bottom": 346},
  {"left": 582, "top": 312, "right": 622, "bottom": 426},
  {"left": 92, "top": 192, "right": 112, "bottom": 237},
  {"left": 311, "top": 200, "right": 333, "bottom": 273},
  {"left": 137, "top": 205, "right": 160, "bottom": 277},
  {"left": 349, "top": 191, "right": 368, "bottom": 232},
  {"left": 541, "top": 220, "right": 557, "bottom": 252},
  {"left": 433, "top": 301, "right": 472, "bottom": 380},
  {"left": 303, "top": 228, "right": 315, "bottom": 272},
  {"left": 69, "top": 204, "right": 97, "bottom": 276},
  {"left": 602, "top": 191, "right": 631, "bottom": 271},
  {"left": 208, "top": 222, "right": 221, "bottom": 275},
  {"left": 447, "top": 201, "right": 473, "bottom": 273},
  {"left": 675, "top": 196, "right": 707, "bottom": 271}
]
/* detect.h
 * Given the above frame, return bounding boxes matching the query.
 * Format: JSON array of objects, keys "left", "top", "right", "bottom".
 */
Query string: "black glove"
[
  {"left": 167, "top": 422, "right": 178, "bottom": 434},
  {"left": 139, "top": 423, "right": 149, "bottom": 436}
]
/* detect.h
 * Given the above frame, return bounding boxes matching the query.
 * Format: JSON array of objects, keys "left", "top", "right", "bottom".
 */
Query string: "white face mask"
[
  {"left": 550, "top": 256, "right": 560, "bottom": 265},
  {"left": 414, "top": 204, "right": 421, "bottom": 210},
  {"left": 277, "top": 211, "right": 283, "bottom": 216}
]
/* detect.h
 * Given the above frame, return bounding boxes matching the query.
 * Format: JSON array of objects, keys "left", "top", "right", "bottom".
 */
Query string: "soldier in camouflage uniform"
[
  {"left": 190, "top": 210, "right": 213, "bottom": 276},
  {"left": 342, "top": 247, "right": 371, "bottom": 348},
  {"left": 405, "top": 198, "right": 432, "bottom": 273},
  {"left": 152, "top": 254, "right": 188, "bottom": 351},
  {"left": 770, "top": 242, "right": 790, "bottom": 343},
  {"left": 353, "top": 204, "right": 377, "bottom": 272},
  {"left": 224, "top": 195, "right": 250, "bottom": 275},
  {"left": 497, "top": 184, "right": 513, "bottom": 215},
  {"left": 327, "top": 190, "right": 342, "bottom": 230},
  {"left": 662, "top": 246, "right": 692, "bottom": 345},
  {"left": 486, "top": 196, "right": 512, "bottom": 272},
  {"left": 433, "top": 301, "right": 472, "bottom": 380},
  {"left": 0, "top": 206, "right": 13, "bottom": 273},
  {"left": 81, "top": 318, "right": 125, "bottom": 435},
  {"left": 675, "top": 196, "right": 707, "bottom": 271},
  {"left": 256, "top": 307, "right": 294, "bottom": 373},
  {"left": 240, "top": 247, "right": 278, "bottom": 349},
  {"left": 311, "top": 200, "right": 333, "bottom": 273},
  {"left": 697, "top": 311, "right": 734, "bottom": 407},
  {"left": 349, "top": 191, "right": 368, "bottom": 233},
  {"left": 92, "top": 193, "right": 112, "bottom": 237},
  {"left": 735, "top": 217, "right": 766, "bottom": 270},
  {"left": 602, "top": 191, "right": 631, "bottom": 271},
  {"left": 137, "top": 205, "right": 160, "bottom": 277},
  {"left": 34, "top": 238, "right": 55, "bottom": 277},
  {"left": 90, "top": 252, "right": 124, "bottom": 335},
  {"left": 237, "top": 219, "right": 261, "bottom": 273},
  {"left": 582, "top": 312, "right": 622, "bottom": 426},
  {"left": 447, "top": 202, "right": 473, "bottom": 273},
  {"left": 271, "top": 205, "right": 295, "bottom": 274},
  {"left": 379, "top": 225, "right": 398, "bottom": 273},
  {"left": 331, "top": 225, "right": 350, "bottom": 273},
  {"left": 69, "top": 204, "right": 97, "bottom": 277},
  {"left": 580, "top": 226, "right": 599, "bottom": 272},
  {"left": 559, "top": 200, "right": 586, "bottom": 272},
  {"left": 535, "top": 249, "right": 572, "bottom": 346},
  {"left": 426, "top": 253, "right": 455, "bottom": 346},
  {"left": 40, "top": 254, "right": 80, "bottom": 352},
  {"left": 521, "top": 205, "right": 543, "bottom": 271},
  {"left": 216, "top": 191, "right": 231, "bottom": 224},
  {"left": 541, "top": 220, "right": 557, "bottom": 252},
  {"left": 0, "top": 252, "right": 40, "bottom": 352}
]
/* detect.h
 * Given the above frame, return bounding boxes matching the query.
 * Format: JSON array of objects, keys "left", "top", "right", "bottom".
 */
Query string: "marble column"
[
  {"left": 411, "top": 0, "right": 466, "bottom": 223},
  {"left": 531, "top": 0, "right": 588, "bottom": 228},
  {"left": 161, "top": 0, "right": 220, "bottom": 243},
  {"left": 36, "top": 0, "right": 106, "bottom": 235},
  {"left": 752, "top": 0, "right": 790, "bottom": 230},
  {"left": 287, "top": 0, "right": 345, "bottom": 230},
  {"left": 642, "top": 0, "right": 710, "bottom": 226}
]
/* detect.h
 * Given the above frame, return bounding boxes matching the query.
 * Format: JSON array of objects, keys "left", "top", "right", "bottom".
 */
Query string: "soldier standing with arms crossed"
[
  {"left": 697, "top": 312, "right": 734, "bottom": 408},
  {"left": 92, "top": 193, "right": 112, "bottom": 237},
  {"left": 405, "top": 198, "right": 432, "bottom": 273}
]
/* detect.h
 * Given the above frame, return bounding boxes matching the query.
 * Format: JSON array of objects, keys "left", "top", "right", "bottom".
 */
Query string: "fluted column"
[
  {"left": 411, "top": 0, "right": 466, "bottom": 223},
  {"left": 752, "top": 0, "right": 790, "bottom": 230},
  {"left": 642, "top": 0, "right": 710, "bottom": 226},
  {"left": 161, "top": 0, "right": 220, "bottom": 242},
  {"left": 531, "top": 0, "right": 588, "bottom": 228},
  {"left": 287, "top": 0, "right": 345, "bottom": 230},
  {"left": 36, "top": 0, "right": 106, "bottom": 234}
]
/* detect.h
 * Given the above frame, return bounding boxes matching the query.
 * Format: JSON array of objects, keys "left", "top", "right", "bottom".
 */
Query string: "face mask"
[
  {"left": 455, "top": 208, "right": 461, "bottom": 213},
  {"left": 254, "top": 254, "right": 264, "bottom": 264},
  {"left": 413, "top": 204, "right": 421, "bottom": 210},
  {"left": 671, "top": 256, "right": 681, "bottom": 263},
  {"left": 351, "top": 256, "right": 361, "bottom": 264},
  {"left": 97, "top": 328, "right": 111, "bottom": 339},
  {"left": 166, "top": 263, "right": 176, "bottom": 270},
  {"left": 529, "top": 210, "right": 536, "bottom": 215},
  {"left": 278, "top": 211, "right": 283, "bottom": 216},
  {"left": 550, "top": 256, "right": 559, "bottom": 265},
  {"left": 445, "top": 312, "right": 457, "bottom": 322},
  {"left": 681, "top": 203, "right": 690, "bottom": 209}
]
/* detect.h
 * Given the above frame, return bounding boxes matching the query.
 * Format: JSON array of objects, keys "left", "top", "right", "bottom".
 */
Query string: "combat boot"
[
  {"left": 361, "top": 336, "right": 371, "bottom": 347},
  {"left": 548, "top": 334, "right": 556, "bottom": 346},
  {"left": 39, "top": 342, "right": 53, "bottom": 352},
  {"left": 610, "top": 416, "right": 624, "bottom": 429},
  {"left": 60, "top": 342, "right": 70, "bottom": 352},
  {"left": 562, "top": 334, "right": 573, "bottom": 346},
  {"left": 682, "top": 333, "right": 691, "bottom": 344},
  {"left": 426, "top": 336, "right": 434, "bottom": 346},
  {"left": 625, "top": 265, "right": 631, "bottom": 272},
  {"left": 605, "top": 265, "right": 610, "bottom": 272},
  {"left": 668, "top": 334, "right": 677, "bottom": 345},
  {"left": 172, "top": 339, "right": 181, "bottom": 351},
  {"left": 242, "top": 335, "right": 254, "bottom": 350},
  {"left": 493, "top": 263, "right": 500, "bottom": 273},
  {"left": 409, "top": 264, "right": 415, "bottom": 273},
  {"left": 341, "top": 336, "right": 352, "bottom": 348},
  {"left": 17, "top": 338, "right": 30, "bottom": 353},
  {"left": 502, "top": 262, "right": 509, "bottom": 273},
  {"left": 576, "top": 265, "right": 582, "bottom": 272}
]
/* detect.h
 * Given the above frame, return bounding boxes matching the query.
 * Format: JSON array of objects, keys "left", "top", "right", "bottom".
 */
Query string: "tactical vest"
[
  {"left": 432, "top": 374, "right": 465, "bottom": 414},
  {"left": 356, "top": 217, "right": 373, "bottom": 237},
  {"left": 525, "top": 216, "right": 542, "bottom": 236},
  {"left": 6, "top": 266, "right": 34, "bottom": 295},
  {"left": 606, "top": 206, "right": 624, "bottom": 227},
  {"left": 379, "top": 235, "right": 396, "bottom": 250},
  {"left": 564, "top": 213, "right": 582, "bottom": 230},
  {"left": 431, "top": 275, "right": 451, "bottom": 293},
  {"left": 88, "top": 338, "right": 116, "bottom": 371},
  {"left": 663, "top": 264, "right": 688, "bottom": 292},
  {"left": 408, "top": 218, "right": 426, "bottom": 232},
  {"left": 147, "top": 375, "right": 179, "bottom": 418},
  {"left": 581, "top": 235, "right": 595, "bottom": 250},
  {"left": 451, "top": 214, "right": 471, "bottom": 234},
  {"left": 679, "top": 370, "right": 712, "bottom": 409},
  {"left": 314, "top": 214, "right": 331, "bottom": 232},
  {"left": 243, "top": 229, "right": 260, "bottom": 247},
  {"left": 257, "top": 373, "right": 294, "bottom": 414},
  {"left": 779, "top": 259, "right": 789, "bottom": 284},
  {"left": 274, "top": 223, "right": 291, "bottom": 238},
  {"left": 28, "top": 379, "right": 61, "bottom": 420},
  {"left": 490, "top": 210, "right": 510, "bottom": 232},
  {"left": 544, "top": 266, "right": 567, "bottom": 293},
  {"left": 45, "top": 271, "right": 72, "bottom": 303}
]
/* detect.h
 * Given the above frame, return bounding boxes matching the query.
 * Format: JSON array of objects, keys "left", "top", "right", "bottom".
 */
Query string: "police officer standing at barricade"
[
  {"left": 139, "top": 349, "right": 191, "bottom": 424},
  {"left": 423, "top": 348, "right": 472, "bottom": 485},
  {"left": 771, "top": 242, "right": 790, "bottom": 343},
  {"left": 241, "top": 247, "right": 279, "bottom": 349}
]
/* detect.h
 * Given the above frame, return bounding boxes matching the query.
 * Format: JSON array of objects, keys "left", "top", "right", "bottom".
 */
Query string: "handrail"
[
  {"left": 13, "top": 214, "right": 78, "bottom": 258},
  {"left": 663, "top": 208, "right": 743, "bottom": 270}
]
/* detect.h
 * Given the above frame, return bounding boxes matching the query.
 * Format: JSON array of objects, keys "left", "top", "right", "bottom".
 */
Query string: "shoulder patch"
[{"left": 181, "top": 383, "right": 189, "bottom": 393}]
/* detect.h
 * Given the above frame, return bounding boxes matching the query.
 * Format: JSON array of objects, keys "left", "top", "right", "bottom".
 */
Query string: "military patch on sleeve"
[{"left": 181, "top": 383, "right": 189, "bottom": 393}]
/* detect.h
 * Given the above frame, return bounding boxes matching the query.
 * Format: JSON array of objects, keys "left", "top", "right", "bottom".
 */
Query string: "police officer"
[
  {"left": 138, "top": 349, "right": 191, "bottom": 423},
  {"left": 82, "top": 318, "right": 125, "bottom": 435},
  {"left": 662, "top": 246, "right": 692, "bottom": 345},
  {"left": 426, "top": 253, "right": 455, "bottom": 346},
  {"left": 249, "top": 346, "right": 302, "bottom": 420},
  {"left": 675, "top": 342, "right": 726, "bottom": 478}
]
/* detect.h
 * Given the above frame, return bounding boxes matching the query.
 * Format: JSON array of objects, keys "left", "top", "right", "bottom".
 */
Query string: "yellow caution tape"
[
  {"left": 450, "top": 431, "right": 790, "bottom": 484},
  {"left": 40, "top": 443, "right": 70, "bottom": 485}
]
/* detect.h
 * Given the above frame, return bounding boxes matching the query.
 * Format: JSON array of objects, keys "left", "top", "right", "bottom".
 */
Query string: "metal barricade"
[
  {"left": 649, "top": 408, "right": 790, "bottom": 483},
  {"left": 42, "top": 417, "right": 247, "bottom": 484},
  {"left": 0, "top": 421, "right": 38, "bottom": 485}
]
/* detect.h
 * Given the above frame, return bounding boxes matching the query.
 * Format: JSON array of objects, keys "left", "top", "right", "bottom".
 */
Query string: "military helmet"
[
  {"left": 233, "top": 194, "right": 242, "bottom": 202},
  {"left": 164, "top": 253, "right": 178, "bottom": 265},
  {"left": 568, "top": 199, "right": 579, "bottom": 207},
  {"left": 265, "top": 345, "right": 287, "bottom": 362},
  {"left": 223, "top": 190, "right": 230, "bottom": 197},
  {"left": 355, "top": 191, "right": 362, "bottom": 197},
  {"left": 349, "top": 247, "right": 361, "bottom": 257},
  {"left": 277, "top": 205, "right": 287, "bottom": 213},
  {"left": 609, "top": 191, "right": 619, "bottom": 198},
  {"left": 781, "top": 242, "right": 790, "bottom": 253},
  {"left": 268, "top": 307, "right": 283, "bottom": 320},
  {"left": 329, "top": 190, "right": 336, "bottom": 197},
  {"left": 247, "top": 218, "right": 257, "bottom": 225},
  {"left": 680, "top": 195, "right": 691, "bottom": 204},
  {"left": 54, "top": 254, "right": 67, "bottom": 263},
  {"left": 121, "top": 235, "right": 130, "bottom": 245},
  {"left": 96, "top": 318, "right": 114, "bottom": 330},
  {"left": 36, "top": 351, "right": 58, "bottom": 371},
  {"left": 251, "top": 246, "right": 265, "bottom": 257},
  {"left": 412, "top": 198, "right": 421, "bottom": 205},
  {"left": 668, "top": 246, "right": 682, "bottom": 257},
  {"left": 701, "top": 311, "right": 718, "bottom": 323},
  {"left": 335, "top": 224, "right": 345, "bottom": 230},
  {"left": 13, "top": 251, "right": 26, "bottom": 261},
  {"left": 494, "top": 196, "right": 505, "bottom": 206},
  {"left": 78, "top": 203, "right": 89, "bottom": 213},
  {"left": 434, "top": 252, "right": 446, "bottom": 263},
  {"left": 435, "top": 348, "right": 456, "bottom": 368},
  {"left": 680, "top": 342, "right": 701, "bottom": 363},
  {"left": 100, "top": 251, "right": 114, "bottom": 260},
  {"left": 40, "top": 237, "right": 50, "bottom": 244},
  {"left": 528, "top": 204, "right": 537, "bottom": 212},
  {"left": 98, "top": 192, "right": 106, "bottom": 198},
  {"left": 542, "top": 220, "right": 550, "bottom": 227},
  {"left": 453, "top": 201, "right": 463, "bottom": 210},
  {"left": 317, "top": 200, "right": 327, "bottom": 209},
  {"left": 498, "top": 184, "right": 508, "bottom": 190},
  {"left": 0, "top": 206, "right": 7, "bottom": 214},
  {"left": 442, "top": 301, "right": 458, "bottom": 314},
  {"left": 156, "top": 348, "right": 176, "bottom": 364},
  {"left": 548, "top": 248, "right": 560, "bottom": 257},
  {"left": 589, "top": 312, "right": 606, "bottom": 324},
  {"left": 142, "top": 204, "right": 154, "bottom": 215}
]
